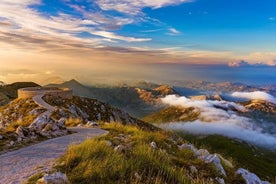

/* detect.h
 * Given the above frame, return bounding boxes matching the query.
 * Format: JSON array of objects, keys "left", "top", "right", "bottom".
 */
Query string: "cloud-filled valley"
[
  {"left": 160, "top": 94, "right": 276, "bottom": 149},
  {"left": 231, "top": 91, "right": 276, "bottom": 104}
]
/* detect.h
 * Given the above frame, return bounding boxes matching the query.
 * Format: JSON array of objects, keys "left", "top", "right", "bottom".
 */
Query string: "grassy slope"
[
  {"left": 49, "top": 123, "right": 244, "bottom": 184},
  {"left": 175, "top": 133, "right": 276, "bottom": 182},
  {"left": 143, "top": 105, "right": 276, "bottom": 182},
  {"left": 142, "top": 106, "right": 200, "bottom": 124}
]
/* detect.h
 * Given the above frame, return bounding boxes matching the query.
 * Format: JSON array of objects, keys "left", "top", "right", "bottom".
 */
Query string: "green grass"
[
  {"left": 52, "top": 123, "right": 242, "bottom": 184},
  {"left": 176, "top": 132, "right": 276, "bottom": 182}
]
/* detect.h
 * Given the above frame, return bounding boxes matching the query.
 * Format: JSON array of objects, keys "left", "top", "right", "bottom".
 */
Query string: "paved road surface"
[{"left": 0, "top": 128, "right": 107, "bottom": 184}]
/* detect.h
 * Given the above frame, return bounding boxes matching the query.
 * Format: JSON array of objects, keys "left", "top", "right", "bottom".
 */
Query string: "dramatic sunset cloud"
[{"left": 0, "top": 0, "right": 276, "bottom": 84}]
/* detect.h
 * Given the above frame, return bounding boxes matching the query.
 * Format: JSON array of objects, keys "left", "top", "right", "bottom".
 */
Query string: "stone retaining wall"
[{"left": 18, "top": 87, "right": 73, "bottom": 99}]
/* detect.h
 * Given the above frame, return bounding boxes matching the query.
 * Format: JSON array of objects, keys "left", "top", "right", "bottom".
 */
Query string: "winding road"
[
  {"left": 0, "top": 128, "right": 107, "bottom": 184},
  {"left": 0, "top": 94, "right": 107, "bottom": 183}
]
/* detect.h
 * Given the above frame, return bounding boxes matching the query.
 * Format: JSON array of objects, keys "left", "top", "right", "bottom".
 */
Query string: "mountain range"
[{"left": 0, "top": 79, "right": 275, "bottom": 183}]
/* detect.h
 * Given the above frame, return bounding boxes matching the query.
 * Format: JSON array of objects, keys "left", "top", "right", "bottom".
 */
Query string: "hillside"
[
  {"left": 240, "top": 100, "right": 276, "bottom": 114},
  {"left": 143, "top": 106, "right": 200, "bottom": 123},
  {"left": 142, "top": 96, "right": 276, "bottom": 181},
  {"left": 0, "top": 95, "right": 150, "bottom": 153},
  {"left": 46, "top": 79, "right": 178, "bottom": 118},
  {"left": 0, "top": 82, "right": 40, "bottom": 106}
]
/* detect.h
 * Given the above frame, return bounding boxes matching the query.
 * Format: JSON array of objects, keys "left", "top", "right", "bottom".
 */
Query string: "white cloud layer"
[
  {"left": 160, "top": 121, "right": 276, "bottom": 149},
  {"left": 231, "top": 91, "right": 276, "bottom": 104},
  {"left": 161, "top": 95, "right": 276, "bottom": 149},
  {"left": 96, "top": 0, "right": 191, "bottom": 15}
]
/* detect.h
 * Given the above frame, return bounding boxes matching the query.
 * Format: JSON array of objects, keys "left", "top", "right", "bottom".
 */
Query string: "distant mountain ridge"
[{"left": 46, "top": 79, "right": 178, "bottom": 118}]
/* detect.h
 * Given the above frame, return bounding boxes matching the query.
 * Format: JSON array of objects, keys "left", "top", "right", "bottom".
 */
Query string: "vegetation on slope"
[
  {"left": 51, "top": 123, "right": 243, "bottom": 184},
  {"left": 44, "top": 95, "right": 155, "bottom": 130},
  {"left": 177, "top": 133, "right": 276, "bottom": 182},
  {"left": 143, "top": 106, "right": 200, "bottom": 124},
  {"left": 47, "top": 79, "right": 177, "bottom": 118}
]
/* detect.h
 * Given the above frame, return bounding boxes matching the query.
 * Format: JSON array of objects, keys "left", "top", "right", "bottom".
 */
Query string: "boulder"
[
  {"left": 29, "top": 116, "right": 49, "bottom": 132},
  {"left": 16, "top": 126, "right": 28, "bottom": 138},
  {"left": 37, "top": 172, "right": 69, "bottom": 184},
  {"left": 198, "top": 153, "right": 226, "bottom": 176},
  {"left": 0, "top": 134, "right": 3, "bottom": 140},
  {"left": 236, "top": 168, "right": 270, "bottom": 184}
]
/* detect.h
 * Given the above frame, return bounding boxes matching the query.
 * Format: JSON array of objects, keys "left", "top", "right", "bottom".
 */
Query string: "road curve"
[{"left": 0, "top": 128, "right": 107, "bottom": 184}]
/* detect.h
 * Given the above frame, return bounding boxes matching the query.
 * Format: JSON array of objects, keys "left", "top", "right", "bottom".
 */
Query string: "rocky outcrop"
[
  {"left": 178, "top": 144, "right": 227, "bottom": 176},
  {"left": 178, "top": 143, "right": 268, "bottom": 183},
  {"left": 236, "top": 168, "right": 270, "bottom": 184},
  {"left": 135, "top": 85, "right": 177, "bottom": 104},
  {"left": 242, "top": 100, "right": 276, "bottom": 114}
]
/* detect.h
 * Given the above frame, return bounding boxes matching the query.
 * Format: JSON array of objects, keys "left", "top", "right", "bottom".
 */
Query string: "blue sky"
[{"left": 0, "top": 0, "right": 276, "bottom": 83}]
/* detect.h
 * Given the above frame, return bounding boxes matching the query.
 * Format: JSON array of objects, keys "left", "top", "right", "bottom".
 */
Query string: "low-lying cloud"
[
  {"left": 160, "top": 95, "right": 276, "bottom": 149},
  {"left": 231, "top": 91, "right": 276, "bottom": 104}
]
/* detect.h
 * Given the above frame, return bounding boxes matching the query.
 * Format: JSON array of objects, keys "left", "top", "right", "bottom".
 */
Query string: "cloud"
[
  {"left": 160, "top": 95, "right": 276, "bottom": 149},
  {"left": 228, "top": 60, "right": 276, "bottom": 67},
  {"left": 168, "top": 28, "right": 181, "bottom": 35},
  {"left": 95, "top": 0, "right": 192, "bottom": 15},
  {"left": 160, "top": 121, "right": 276, "bottom": 149},
  {"left": 228, "top": 60, "right": 250, "bottom": 67},
  {"left": 0, "top": 0, "right": 151, "bottom": 50},
  {"left": 231, "top": 91, "right": 276, "bottom": 104}
]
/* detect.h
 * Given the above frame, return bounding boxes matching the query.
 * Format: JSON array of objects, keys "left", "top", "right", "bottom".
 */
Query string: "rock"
[
  {"left": 16, "top": 126, "right": 27, "bottom": 138},
  {"left": 17, "top": 137, "right": 23, "bottom": 142},
  {"left": 57, "top": 118, "right": 66, "bottom": 129},
  {"left": 10, "top": 141, "right": 14, "bottom": 146},
  {"left": 189, "top": 165, "right": 198, "bottom": 174},
  {"left": 134, "top": 172, "right": 141, "bottom": 180},
  {"left": 199, "top": 153, "right": 226, "bottom": 176},
  {"left": 236, "top": 168, "right": 270, "bottom": 184},
  {"left": 0, "top": 134, "right": 3, "bottom": 139},
  {"left": 37, "top": 172, "right": 69, "bottom": 184},
  {"left": 29, "top": 116, "right": 49, "bottom": 132},
  {"left": 150, "top": 141, "right": 157, "bottom": 149},
  {"left": 114, "top": 145, "right": 125, "bottom": 152},
  {"left": 86, "top": 121, "right": 98, "bottom": 127},
  {"left": 216, "top": 177, "right": 225, "bottom": 184}
]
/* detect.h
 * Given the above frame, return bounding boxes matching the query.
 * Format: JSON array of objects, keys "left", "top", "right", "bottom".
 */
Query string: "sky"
[{"left": 0, "top": 0, "right": 276, "bottom": 84}]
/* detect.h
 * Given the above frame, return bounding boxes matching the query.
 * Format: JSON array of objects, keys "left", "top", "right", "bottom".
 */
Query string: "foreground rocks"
[
  {"left": 236, "top": 168, "right": 270, "bottom": 184},
  {"left": 15, "top": 117, "right": 68, "bottom": 140},
  {"left": 37, "top": 172, "right": 69, "bottom": 184},
  {"left": 178, "top": 143, "right": 270, "bottom": 184}
]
